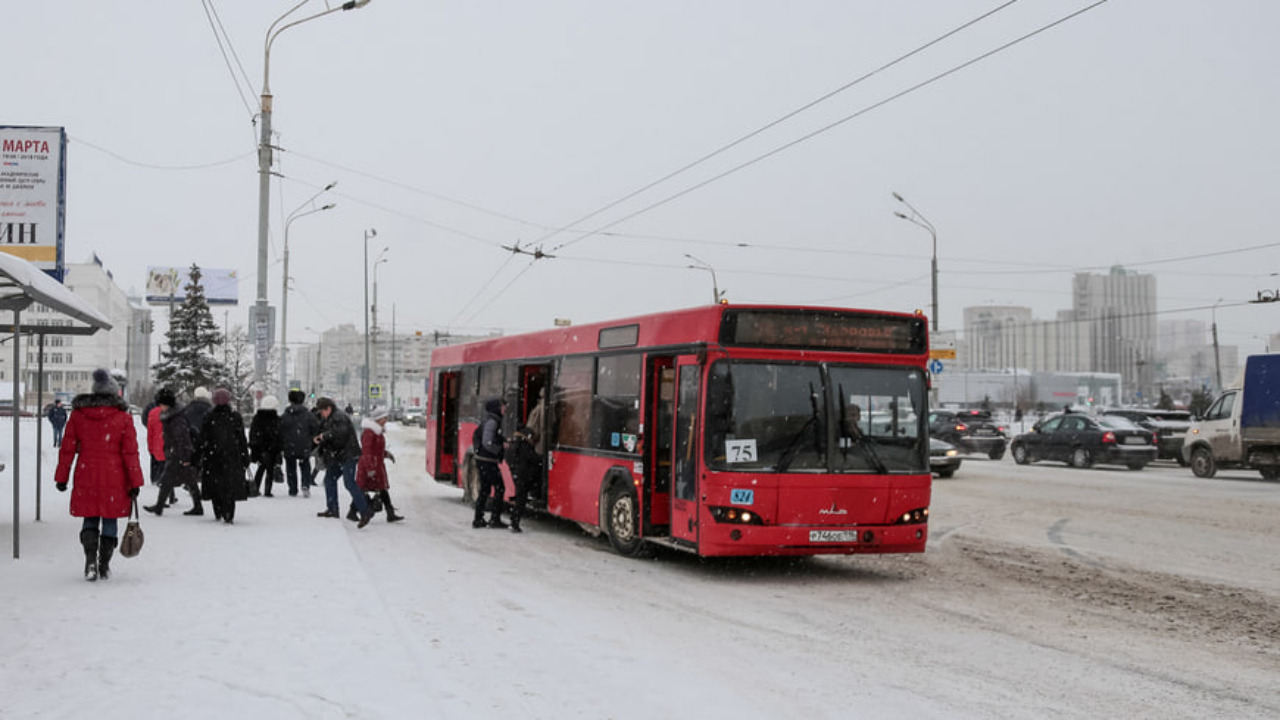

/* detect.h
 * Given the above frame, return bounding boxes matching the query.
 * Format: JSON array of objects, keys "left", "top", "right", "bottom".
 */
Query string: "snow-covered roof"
[{"left": 0, "top": 251, "right": 111, "bottom": 329}]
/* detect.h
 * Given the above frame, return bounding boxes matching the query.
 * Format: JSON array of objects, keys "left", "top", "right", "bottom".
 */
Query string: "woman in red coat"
[
  {"left": 54, "top": 368, "right": 147, "bottom": 581},
  {"left": 357, "top": 407, "right": 403, "bottom": 522}
]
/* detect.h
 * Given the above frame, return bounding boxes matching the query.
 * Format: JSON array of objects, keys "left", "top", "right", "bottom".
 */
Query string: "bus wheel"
[
  {"left": 605, "top": 485, "right": 649, "bottom": 557},
  {"left": 1190, "top": 447, "right": 1217, "bottom": 478}
]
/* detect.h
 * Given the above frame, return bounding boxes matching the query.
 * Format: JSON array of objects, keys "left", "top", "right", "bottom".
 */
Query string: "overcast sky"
[{"left": 8, "top": 1, "right": 1279, "bottom": 357}]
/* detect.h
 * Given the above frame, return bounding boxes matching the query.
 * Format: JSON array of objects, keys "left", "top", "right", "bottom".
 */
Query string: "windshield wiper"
[{"left": 776, "top": 382, "right": 822, "bottom": 472}]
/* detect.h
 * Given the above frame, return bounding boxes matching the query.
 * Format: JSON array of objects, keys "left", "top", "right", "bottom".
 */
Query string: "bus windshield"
[{"left": 706, "top": 361, "right": 927, "bottom": 474}]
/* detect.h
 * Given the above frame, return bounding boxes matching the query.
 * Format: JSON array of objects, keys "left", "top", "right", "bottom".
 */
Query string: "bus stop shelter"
[{"left": 0, "top": 252, "right": 112, "bottom": 558}]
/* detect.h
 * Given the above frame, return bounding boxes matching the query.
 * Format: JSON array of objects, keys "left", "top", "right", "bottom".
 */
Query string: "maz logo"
[{"left": 818, "top": 503, "right": 847, "bottom": 515}]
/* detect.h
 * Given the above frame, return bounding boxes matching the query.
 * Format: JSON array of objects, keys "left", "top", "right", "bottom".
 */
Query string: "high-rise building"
[{"left": 1072, "top": 267, "right": 1156, "bottom": 402}]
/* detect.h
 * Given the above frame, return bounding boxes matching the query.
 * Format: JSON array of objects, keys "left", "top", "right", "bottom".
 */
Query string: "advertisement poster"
[
  {"left": 146, "top": 266, "right": 240, "bottom": 305},
  {"left": 0, "top": 125, "right": 66, "bottom": 279}
]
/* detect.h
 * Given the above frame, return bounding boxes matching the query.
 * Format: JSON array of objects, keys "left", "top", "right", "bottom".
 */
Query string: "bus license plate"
[{"left": 810, "top": 530, "right": 857, "bottom": 543}]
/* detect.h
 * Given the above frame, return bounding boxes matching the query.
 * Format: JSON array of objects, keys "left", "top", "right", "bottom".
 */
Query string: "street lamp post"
[
  {"left": 892, "top": 192, "right": 939, "bottom": 333},
  {"left": 279, "top": 185, "right": 335, "bottom": 400},
  {"left": 684, "top": 253, "right": 723, "bottom": 304},
  {"left": 254, "top": 0, "right": 372, "bottom": 394},
  {"left": 362, "top": 229, "right": 384, "bottom": 416},
  {"left": 371, "top": 248, "right": 388, "bottom": 404},
  {"left": 1212, "top": 299, "right": 1224, "bottom": 393}
]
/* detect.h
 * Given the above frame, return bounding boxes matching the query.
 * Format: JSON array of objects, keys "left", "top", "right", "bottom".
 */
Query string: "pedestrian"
[
  {"left": 197, "top": 387, "right": 249, "bottom": 524},
  {"left": 280, "top": 389, "right": 320, "bottom": 498},
  {"left": 144, "top": 393, "right": 199, "bottom": 517},
  {"left": 357, "top": 406, "right": 404, "bottom": 523},
  {"left": 312, "top": 397, "right": 372, "bottom": 528},
  {"left": 505, "top": 423, "right": 541, "bottom": 533},
  {"left": 249, "top": 395, "right": 283, "bottom": 497},
  {"left": 46, "top": 398, "right": 68, "bottom": 448},
  {"left": 146, "top": 389, "right": 172, "bottom": 487},
  {"left": 180, "top": 386, "right": 214, "bottom": 516},
  {"left": 472, "top": 397, "right": 508, "bottom": 529},
  {"left": 53, "top": 368, "right": 145, "bottom": 581}
]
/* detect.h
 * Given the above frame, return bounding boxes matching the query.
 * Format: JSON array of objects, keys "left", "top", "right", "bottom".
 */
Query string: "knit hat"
[
  {"left": 260, "top": 395, "right": 280, "bottom": 412},
  {"left": 155, "top": 387, "right": 177, "bottom": 407},
  {"left": 212, "top": 388, "right": 233, "bottom": 406},
  {"left": 288, "top": 389, "right": 305, "bottom": 405},
  {"left": 91, "top": 368, "right": 119, "bottom": 396},
  {"left": 368, "top": 406, "right": 389, "bottom": 422},
  {"left": 193, "top": 387, "right": 211, "bottom": 400}
]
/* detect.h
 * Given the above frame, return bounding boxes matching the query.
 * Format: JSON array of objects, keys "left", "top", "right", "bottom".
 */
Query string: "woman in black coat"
[
  {"left": 144, "top": 399, "right": 201, "bottom": 516},
  {"left": 249, "top": 395, "right": 284, "bottom": 497},
  {"left": 198, "top": 388, "right": 250, "bottom": 524}
]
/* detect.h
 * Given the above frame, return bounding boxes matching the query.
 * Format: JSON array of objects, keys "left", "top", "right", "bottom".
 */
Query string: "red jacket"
[
  {"left": 147, "top": 405, "right": 165, "bottom": 460},
  {"left": 356, "top": 420, "right": 389, "bottom": 492},
  {"left": 54, "top": 394, "right": 147, "bottom": 519}
]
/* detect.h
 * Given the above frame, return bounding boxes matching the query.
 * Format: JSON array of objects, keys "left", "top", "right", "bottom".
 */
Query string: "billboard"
[
  {"left": 0, "top": 126, "right": 67, "bottom": 280},
  {"left": 146, "top": 266, "right": 240, "bottom": 306}
]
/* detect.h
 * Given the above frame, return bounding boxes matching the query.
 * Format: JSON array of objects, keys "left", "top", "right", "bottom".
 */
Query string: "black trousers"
[{"left": 473, "top": 460, "right": 505, "bottom": 522}]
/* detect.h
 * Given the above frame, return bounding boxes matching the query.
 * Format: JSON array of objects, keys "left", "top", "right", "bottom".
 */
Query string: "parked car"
[
  {"left": 929, "top": 437, "right": 962, "bottom": 478},
  {"left": 402, "top": 407, "right": 425, "bottom": 427},
  {"left": 1102, "top": 408, "right": 1192, "bottom": 465},
  {"left": 1010, "top": 413, "right": 1157, "bottom": 470},
  {"left": 928, "top": 409, "right": 1008, "bottom": 459}
]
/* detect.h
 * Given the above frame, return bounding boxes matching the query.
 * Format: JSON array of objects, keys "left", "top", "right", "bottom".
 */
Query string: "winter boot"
[
  {"left": 144, "top": 502, "right": 164, "bottom": 516},
  {"left": 488, "top": 515, "right": 509, "bottom": 529},
  {"left": 382, "top": 492, "right": 404, "bottom": 523},
  {"left": 97, "top": 536, "right": 117, "bottom": 580},
  {"left": 510, "top": 517, "right": 522, "bottom": 533},
  {"left": 346, "top": 505, "right": 360, "bottom": 521},
  {"left": 80, "top": 528, "right": 99, "bottom": 582}
]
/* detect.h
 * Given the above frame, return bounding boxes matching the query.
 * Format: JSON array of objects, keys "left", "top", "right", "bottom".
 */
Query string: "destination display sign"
[{"left": 719, "top": 309, "right": 927, "bottom": 354}]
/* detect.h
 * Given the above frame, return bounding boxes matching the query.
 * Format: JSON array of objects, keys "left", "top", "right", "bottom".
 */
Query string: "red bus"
[{"left": 425, "top": 304, "right": 932, "bottom": 557}]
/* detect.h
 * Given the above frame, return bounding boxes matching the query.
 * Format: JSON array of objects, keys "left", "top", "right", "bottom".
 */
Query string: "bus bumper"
[{"left": 693, "top": 523, "right": 929, "bottom": 557}]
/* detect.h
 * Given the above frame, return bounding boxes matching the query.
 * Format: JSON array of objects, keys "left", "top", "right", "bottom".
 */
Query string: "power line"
[
  {"left": 551, "top": 0, "right": 1111, "bottom": 254},
  {"left": 528, "top": 0, "right": 1023, "bottom": 251},
  {"left": 199, "top": 0, "right": 257, "bottom": 121},
  {"left": 69, "top": 135, "right": 254, "bottom": 170}
]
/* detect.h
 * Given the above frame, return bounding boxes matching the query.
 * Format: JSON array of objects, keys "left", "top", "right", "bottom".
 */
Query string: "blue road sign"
[{"left": 928, "top": 359, "right": 944, "bottom": 374}]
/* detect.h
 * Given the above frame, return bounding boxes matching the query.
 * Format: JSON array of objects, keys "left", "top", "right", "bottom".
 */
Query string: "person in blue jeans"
[
  {"left": 47, "top": 399, "right": 68, "bottom": 447},
  {"left": 312, "top": 397, "right": 372, "bottom": 528}
]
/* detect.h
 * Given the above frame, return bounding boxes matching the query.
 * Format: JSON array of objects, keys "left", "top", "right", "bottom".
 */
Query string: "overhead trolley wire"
[
  {"left": 531, "top": 0, "right": 1023, "bottom": 252},
  {"left": 550, "top": 0, "right": 1110, "bottom": 254}
]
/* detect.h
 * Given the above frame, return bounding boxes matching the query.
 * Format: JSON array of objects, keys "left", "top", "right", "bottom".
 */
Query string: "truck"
[{"left": 1182, "top": 354, "right": 1280, "bottom": 479}]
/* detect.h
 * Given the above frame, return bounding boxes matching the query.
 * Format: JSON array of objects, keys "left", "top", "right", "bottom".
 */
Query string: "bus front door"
[{"left": 670, "top": 358, "right": 701, "bottom": 546}]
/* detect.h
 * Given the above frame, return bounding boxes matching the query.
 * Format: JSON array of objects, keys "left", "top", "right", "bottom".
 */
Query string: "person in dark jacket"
[
  {"left": 249, "top": 395, "right": 283, "bottom": 497},
  {"left": 313, "top": 397, "right": 372, "bottom": 527},
  {"left": 357, "top": 407, "right": 403, "bottom": 523},
  {"left": 179, "top": 386, "right": 215, "bottom": 516},
  {"left": 280, "top": 390, "right": 320, "bottom": 497},
  {"left": 53, "top": 368, "right": 146, "bottom": 581},
  {"left": 505, "top": 423, "right": 542, "bottom": 533},
  {"left": 472, "top": 397, "right": 508, "bottom": 529},
  {"left": 198, "top": 387, "right": 250, "bottom": 524},
  {"left": 46, "top": 398, "right": 68, "bottom": 447},
  {"left": 145, "top": 395, "right": 200, "bottom": 516}
]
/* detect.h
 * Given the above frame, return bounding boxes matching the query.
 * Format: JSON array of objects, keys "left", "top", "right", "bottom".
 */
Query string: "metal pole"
[
  {"left": 36, "top": 333, "right": 44, "bottom": 522},
  {"left": 363, "top": 229, "right": 374, "bottom": 416},
  {"left": 892, "top": 192, "right": 939, "bottom": 332},
  {"left": 279, "top": 200, "right": 334, "bottom": 401},
  {"left": 12, "top": 309, "right": 20, "bottom": 558},
  {"left": 391, "top": 304, "right": 396, "bottom": 415}
]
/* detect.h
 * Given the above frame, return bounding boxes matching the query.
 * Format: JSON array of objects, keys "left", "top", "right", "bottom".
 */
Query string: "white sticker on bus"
[{"left": 725, "top": 439, "right": 758, "bottom": 463}]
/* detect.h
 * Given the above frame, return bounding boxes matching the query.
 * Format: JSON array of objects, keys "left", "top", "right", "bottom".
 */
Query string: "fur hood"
[
  {"left": 71, "top": 393, "right": 129, "bottom": 412},
  {"left": 361, "top": 416, "right": 385, "bottom": 435}
]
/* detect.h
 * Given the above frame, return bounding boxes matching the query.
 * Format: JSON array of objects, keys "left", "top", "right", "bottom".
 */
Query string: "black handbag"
[{"left": 120, "top": 499, "right": 144, "bottom": 558}]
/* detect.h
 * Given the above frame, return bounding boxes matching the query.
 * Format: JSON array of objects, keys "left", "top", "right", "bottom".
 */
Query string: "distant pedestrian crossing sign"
[{"left": 369, "top": 384, "right": 382, "bottom": 399}]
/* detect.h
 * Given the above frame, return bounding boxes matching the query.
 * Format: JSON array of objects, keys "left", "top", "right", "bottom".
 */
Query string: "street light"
[
  {"left": 684, "top": 253, "right": 724, "bottom": 304},
  {"left": 371, "top": 248, "right": 389, "bottom": 402},
  {"left": 254, "top": 0, "right": 372, "bottom": 394},
  {"left": 362, "top": 228, "right": 382, "bottom": 416},
  {"left": 1212, "top": 298, "right": 1224, "bottom": 393},
  {"left": 892, "top": 192, "right": 939, "bottom": 333},
  {"left": 279, "top": 184, "right": 336, "bottom": 400}
]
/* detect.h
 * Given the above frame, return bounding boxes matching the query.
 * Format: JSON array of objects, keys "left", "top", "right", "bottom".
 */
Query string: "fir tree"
[{"left": 152, "top": 264, "right": 229, "bottom": 393}]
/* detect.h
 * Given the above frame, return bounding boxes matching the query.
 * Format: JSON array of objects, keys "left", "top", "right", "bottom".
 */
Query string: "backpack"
[{"left": 473, "top": 417, "right": 503, "bottom": 460}]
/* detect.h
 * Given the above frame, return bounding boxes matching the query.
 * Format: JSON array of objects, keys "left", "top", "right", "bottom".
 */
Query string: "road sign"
[
  {"left": 369, "top": 384, "right": 382, "bottom": 399},
  {"left": 928, "top": 359, "right": 944, "bottom": 374}
]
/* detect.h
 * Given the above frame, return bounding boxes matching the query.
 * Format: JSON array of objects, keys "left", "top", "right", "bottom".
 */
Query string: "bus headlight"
[
  {"left": 894, "top": 507, "right": 929, "bottom": 525},
  {"left": 709, "top": 507, "right": 765, "bottom": 525}
]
